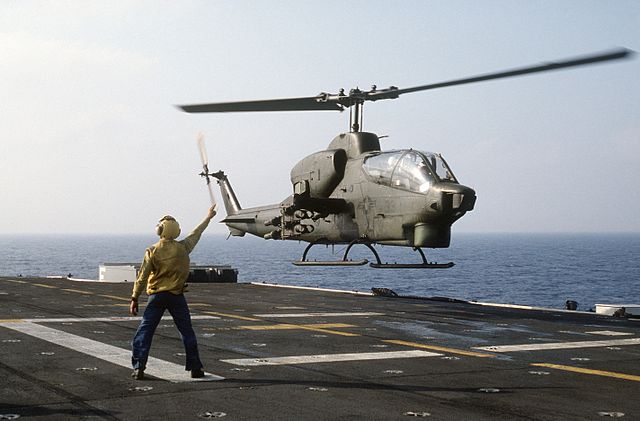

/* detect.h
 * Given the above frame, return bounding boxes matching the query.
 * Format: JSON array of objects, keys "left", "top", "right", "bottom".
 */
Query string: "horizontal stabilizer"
[{"left": 220, "top": 217, "right": 255, "bottom": 224}]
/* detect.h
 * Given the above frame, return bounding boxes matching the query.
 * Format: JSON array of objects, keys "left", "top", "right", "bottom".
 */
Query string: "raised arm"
[{"left": 181, "top": 204, "right": 217, "bottom": 254}]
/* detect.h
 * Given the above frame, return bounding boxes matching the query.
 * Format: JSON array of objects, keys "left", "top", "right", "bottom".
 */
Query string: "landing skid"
[
  {"left": 369, "top": 262, "right": 454, "bottom": 269},
  {"left": 293, "top": 259, "right": 368, "bottom": 267},
  {"left": 292, "top": 240, "right": 454, "bottom": 269},
  {"left": 292, "top": 240, "right": 371, "bottom": 266}
]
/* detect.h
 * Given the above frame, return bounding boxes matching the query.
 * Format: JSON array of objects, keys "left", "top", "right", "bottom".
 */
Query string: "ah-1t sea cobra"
[{"left": 180, "top": 48, "right": 633, "bottom": 269}]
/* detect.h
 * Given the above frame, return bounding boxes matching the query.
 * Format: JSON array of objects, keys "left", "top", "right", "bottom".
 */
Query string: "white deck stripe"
[
  {"left": 250, "top": 282, "right": 375, "bottom": 296},
  {"left": 0, "top": 322, "right": 224, "bottom": 382},
  {"left": 470, "top": 300, "right": 595, "bottom": 315},
  {"left": 12, "top": 315, "right": 220, "bottom": 323},
  {"left": 221, "top": 350, "right": 440, "bottom": 366},
  {"left": 253, "top": 312, "right": 383, "bottom": 318},
  {"left": 475, "top": 337, "right": 640, "bottom": 353},
  {"left": 585, "top": 330, "right": 633, "bottom": 336}
]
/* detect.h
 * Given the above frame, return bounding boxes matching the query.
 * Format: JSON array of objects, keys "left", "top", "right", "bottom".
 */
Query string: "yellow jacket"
[{"left": 132, "top": 217, "right": 211, "bottom": 299}]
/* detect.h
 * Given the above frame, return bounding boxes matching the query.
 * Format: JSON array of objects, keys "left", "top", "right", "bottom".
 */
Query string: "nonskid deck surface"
[{"left": 1, "top": 277, "right": 639, "bottom": 420}]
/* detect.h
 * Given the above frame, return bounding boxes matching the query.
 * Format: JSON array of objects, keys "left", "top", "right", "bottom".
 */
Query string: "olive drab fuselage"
[{"left": 216, "top": 131, "right": 476, "bottom": 248}]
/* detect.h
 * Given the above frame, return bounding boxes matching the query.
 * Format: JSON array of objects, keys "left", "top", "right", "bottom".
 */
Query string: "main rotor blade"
[
  {"left": 178, "top": 96, "right": 344, "bottom": 113},
  {"left": 372, "top": 48, "right": 634, "bottom": 100}
]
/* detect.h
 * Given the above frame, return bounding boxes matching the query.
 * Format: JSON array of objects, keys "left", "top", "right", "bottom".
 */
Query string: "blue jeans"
[{"left": 131, "top": 292, "right": 203, "bottom": 371}]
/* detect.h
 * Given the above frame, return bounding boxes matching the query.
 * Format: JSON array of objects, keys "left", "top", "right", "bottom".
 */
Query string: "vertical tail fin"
[{"left": 211, "top": 171, "right": 241, "bottom": 215}]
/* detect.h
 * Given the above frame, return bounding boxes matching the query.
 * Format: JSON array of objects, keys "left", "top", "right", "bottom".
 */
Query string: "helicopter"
[{"left": 179, "top": 48, "right": 633, "bottom": 269}]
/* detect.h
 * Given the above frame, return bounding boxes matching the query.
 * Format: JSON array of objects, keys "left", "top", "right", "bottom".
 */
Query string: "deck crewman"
[{"left": 129, "top": 205, "right": 217, "bottom": 380}]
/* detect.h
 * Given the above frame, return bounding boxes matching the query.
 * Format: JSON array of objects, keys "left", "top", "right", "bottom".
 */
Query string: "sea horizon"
[{"left": 2, "top": 232, "right": 639, "bottom": 312}]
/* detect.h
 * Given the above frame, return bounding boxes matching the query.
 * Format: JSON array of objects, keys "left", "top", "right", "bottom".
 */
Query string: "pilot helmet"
[{"left": 156, "top": 215, "right": 181, "bottom": 239}]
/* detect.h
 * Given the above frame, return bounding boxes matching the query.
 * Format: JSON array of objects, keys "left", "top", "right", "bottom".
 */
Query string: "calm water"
[{"left": 1, "top": 233, "right": 639, "bottom": 311}]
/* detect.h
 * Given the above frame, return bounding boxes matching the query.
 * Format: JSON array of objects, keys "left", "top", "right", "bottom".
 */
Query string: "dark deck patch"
[{"left": 1, "top": 277, "right": 639, "bottom": 420}]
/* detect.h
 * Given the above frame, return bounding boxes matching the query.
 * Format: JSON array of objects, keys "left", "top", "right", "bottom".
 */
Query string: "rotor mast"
[
  {"left": 348, "top": 88, "right": 367, "bottom": 133},
  {"left": 350, "top": 102, "right": 362, "bottom": 132}
]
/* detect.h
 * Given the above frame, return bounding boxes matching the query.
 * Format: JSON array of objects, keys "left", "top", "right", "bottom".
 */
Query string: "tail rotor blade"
[
  {"left": 197, "top": 132, "right": 209, "bottom": 169},
  {"left": 207, "top": 181, "right": 216, "bottom": 206},
  {"left": 196, "top": 133, "right": 217, "bottom": 206}
]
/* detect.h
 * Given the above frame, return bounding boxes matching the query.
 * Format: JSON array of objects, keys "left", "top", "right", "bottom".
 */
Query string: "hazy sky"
[{"left": 1, "top": 1, "right": 638, "bottom": 235}]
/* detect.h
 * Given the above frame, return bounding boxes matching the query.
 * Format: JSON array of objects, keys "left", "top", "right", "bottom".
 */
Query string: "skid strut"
[
  {"left": 292, "top": 240, "right": 454, "bottom": 269},
  {"left": 293, "top": 240, "right": 368, "bottom": 266}
]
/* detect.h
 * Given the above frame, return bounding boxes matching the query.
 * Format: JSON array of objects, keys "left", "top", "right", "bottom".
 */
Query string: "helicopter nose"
[
  {"left": 447, "top": 186, "right": 476, "bottom": 212},
  {"left": 433, "top": 185, "right": 476, "bottom": 214}
]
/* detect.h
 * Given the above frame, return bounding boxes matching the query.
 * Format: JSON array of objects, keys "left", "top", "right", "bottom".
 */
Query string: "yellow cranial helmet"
[{"left": 156, "top": 215, "right": 181, "bottom": 239}]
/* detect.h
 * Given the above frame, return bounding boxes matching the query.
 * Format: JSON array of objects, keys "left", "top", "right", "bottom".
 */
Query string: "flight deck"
[{"left": 1, "top": 276, "right": 639, "bottom": 420}]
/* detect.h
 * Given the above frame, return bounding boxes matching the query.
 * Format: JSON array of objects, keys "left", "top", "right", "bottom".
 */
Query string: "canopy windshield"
[
  {"left": 363, "top": 150, "right": 456, "bottom": 193},
  {"left": 422, "top": 152, "right": 457, "bottom": 182}
]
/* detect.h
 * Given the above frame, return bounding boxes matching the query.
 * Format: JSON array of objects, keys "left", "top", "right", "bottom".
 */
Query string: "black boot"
[{"left": 191, "top": 368, "right": 205, "bottom": 378}]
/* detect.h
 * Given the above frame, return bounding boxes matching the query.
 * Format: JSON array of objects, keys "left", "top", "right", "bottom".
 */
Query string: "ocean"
[{"left": 1, "top": 233, "right": 639, "bottom": 312}]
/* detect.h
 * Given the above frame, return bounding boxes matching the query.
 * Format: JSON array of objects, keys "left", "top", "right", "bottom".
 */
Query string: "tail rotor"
[{"left": 197, "top": 133, "right": 217, "bottom": 206}]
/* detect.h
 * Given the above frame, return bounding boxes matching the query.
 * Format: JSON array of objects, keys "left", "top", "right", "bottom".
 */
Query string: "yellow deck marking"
[
  {"left": 241, "top": 323, "right": 359, "bottom": 337},
  {"left": 61, "top": 288, "right": 93, "bottom": 295},
  {"left": 97, "top": 294, "right": 130, "bottom": 302},
  {"left": 532, "top": 363, "right": 640, "bottom": 382},
  {"left": 92, "top": 296, "right": 211, "bottom": 305},
  {"left": 33, "top": 283, "right": 58, "bottom": 289},
  {"left": 296, "top": 325, "right": 359, "bottom": 337},
  {"left": 254, "top": 312, "right": 382, "bottom": 318},
  {"left": 203, "top": 323, "right": 354, "bottom": 333},
  {"left": 203, "top": 311, "right": 261, "bottom": 321},
  {"left": 1, "top": 316, "right": 217, "bottom": 324},
  {"left": 5, "top": 279, "right": 27, "bottom": 284},
  {"left": 384, "top": 339, "right": 495, "bottom": 358},
  {"left": 201, "top": 311, "right": 360, "bottom": 337},
  {"left": 239, "top": 323, "right": 355, "bottom": 331}
]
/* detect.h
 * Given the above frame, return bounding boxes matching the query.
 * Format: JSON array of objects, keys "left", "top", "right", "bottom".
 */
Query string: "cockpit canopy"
[{"left": 362, "top": 150, "right": 457, "bottom": 193}]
